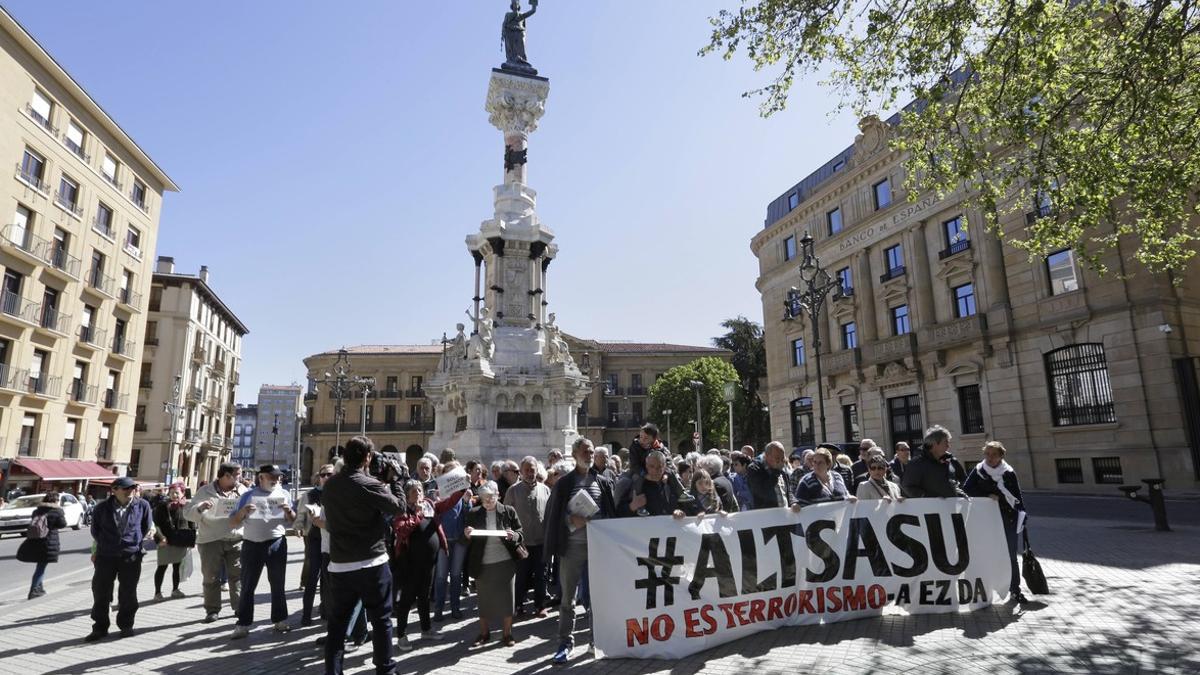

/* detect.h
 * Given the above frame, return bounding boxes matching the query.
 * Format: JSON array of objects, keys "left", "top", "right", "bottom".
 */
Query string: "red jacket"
[{"left": 392, "top": 489, "right": 466, "bottom": 558}]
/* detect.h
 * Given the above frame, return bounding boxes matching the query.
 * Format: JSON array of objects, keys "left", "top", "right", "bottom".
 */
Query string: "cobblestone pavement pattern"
[{"left": 0, "top": 513, "right": 1196, "bottom": 675}]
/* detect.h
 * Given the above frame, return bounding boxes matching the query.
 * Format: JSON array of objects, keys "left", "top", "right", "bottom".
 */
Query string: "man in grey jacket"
[
  {"left": 503, "top": 455, "right": 550, "bottom": 617},
  {"left": 184, "top": 462, "right": 248, "bottom": 623}
]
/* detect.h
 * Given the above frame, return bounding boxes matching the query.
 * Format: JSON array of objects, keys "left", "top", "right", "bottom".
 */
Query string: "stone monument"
[{"left": 426, "top": 5, "right": 590, "bottom": 465}]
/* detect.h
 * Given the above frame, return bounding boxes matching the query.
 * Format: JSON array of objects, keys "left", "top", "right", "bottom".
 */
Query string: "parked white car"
[{"left": 0, "top": 493, "right": 85, "bottom": 534}]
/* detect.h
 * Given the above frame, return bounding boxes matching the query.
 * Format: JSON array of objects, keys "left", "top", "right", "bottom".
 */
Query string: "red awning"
[
  {"left": 14, "top": 458, "right": 116, "bottom": 481},
  {"left": 91, "top": 477, "right": 163, "bottom": 488}
]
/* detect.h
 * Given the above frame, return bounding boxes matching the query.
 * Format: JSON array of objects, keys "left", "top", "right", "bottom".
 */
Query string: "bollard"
[
  {"left": 1142, "top": 479, "right": 1171, "bottom": 532},
  {"left": 1117, "top": 479, "right": 1171, "bottom": 532}
]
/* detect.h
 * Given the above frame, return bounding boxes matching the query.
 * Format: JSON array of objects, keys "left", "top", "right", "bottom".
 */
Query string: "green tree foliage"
[
  {"left": 648, "top": 357, "right": 740, "bottom": 451},
  {"left": 702, "top": 0, "right": 1200, "bottom": 276},
  {"left": 712, "top": 316, "right": 771, "bottom": 450}
]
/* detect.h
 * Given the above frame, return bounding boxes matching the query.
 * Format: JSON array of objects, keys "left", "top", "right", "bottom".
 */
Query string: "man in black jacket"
[
  {"left": 901, "top": 426, "right": 968, "bottom": 498},
  {"left": 321, "top": 436, "right": 404, "bottom": 675},
  {"left": 745, "top": 442, "right": 797, "bottom": 510},
  {"left": 86, "top": 476, "right": 153, "bottom": 642},
  {"left": 544, "top": 438, "right": 616, "bottom": 664}
]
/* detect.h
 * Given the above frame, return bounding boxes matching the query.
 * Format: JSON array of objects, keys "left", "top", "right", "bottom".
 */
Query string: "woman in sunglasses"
[{"left": 855, "top": 455, "right": 904, "bottom": 501}]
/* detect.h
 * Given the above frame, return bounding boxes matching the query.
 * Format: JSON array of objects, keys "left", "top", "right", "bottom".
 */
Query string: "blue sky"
[{"left": 6, "top": 1, "right": 864, "bottom": 404}]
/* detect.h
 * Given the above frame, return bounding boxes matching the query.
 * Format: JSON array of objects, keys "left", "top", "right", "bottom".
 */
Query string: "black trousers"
[
  {"left": 325, "top": 563, "right": 395, "bottom": 675},
  {"left": 91, "top": 552, "right": 143, "bottom": 632},
  {"left": 514, "top": 544, "right": 546, "bottom": 610},
  {"left": 394, "top": 553, "right": 435, "bottom": 634}
]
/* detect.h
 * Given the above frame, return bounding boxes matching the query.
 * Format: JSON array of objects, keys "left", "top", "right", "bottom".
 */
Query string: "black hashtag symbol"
[{"left": 634, "top": 536, "right": 682, "bottom": 609}]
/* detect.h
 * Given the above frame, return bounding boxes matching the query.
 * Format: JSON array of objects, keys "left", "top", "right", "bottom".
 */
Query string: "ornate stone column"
[
  {"left": 856, "top": 249, "right": 878, "bottom": 342},
  {"left": 907, "top": 221, "right": 937, "bottom": 326}
]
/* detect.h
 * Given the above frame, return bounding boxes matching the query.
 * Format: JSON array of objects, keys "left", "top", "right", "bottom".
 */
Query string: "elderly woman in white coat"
[{"left": 855, "top": 455, "right": 904, "bottom": 501}]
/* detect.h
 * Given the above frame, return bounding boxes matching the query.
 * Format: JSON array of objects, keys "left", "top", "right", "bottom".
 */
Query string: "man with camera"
[{"left": 321, "top": 436, "right": 404, "bottom": 675}]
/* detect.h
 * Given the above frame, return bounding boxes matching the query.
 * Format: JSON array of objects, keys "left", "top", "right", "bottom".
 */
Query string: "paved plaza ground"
[{"left": 0, "top": 502, "right": 1197, "bottom": 675}]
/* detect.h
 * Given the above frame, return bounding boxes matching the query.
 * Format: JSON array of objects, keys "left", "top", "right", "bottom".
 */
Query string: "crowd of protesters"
[{"left": 17, "top": 420, "right": 1030, "bottom": 672}]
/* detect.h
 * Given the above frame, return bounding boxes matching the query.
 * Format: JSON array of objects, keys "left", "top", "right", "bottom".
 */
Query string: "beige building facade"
[
  {"left": 752, "top": 115, "right": 1200, "bottom": 492},
  {"left": 301, "top": 340, "right": 728, "bottom": 478},
  {"left": 0, "top": 8, "right": 177, "bottom": 493},
  {"left": 133, "top": 258, "right": 246, "bottom": 488}
]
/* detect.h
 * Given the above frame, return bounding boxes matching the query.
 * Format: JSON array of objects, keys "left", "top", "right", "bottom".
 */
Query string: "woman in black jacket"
[
  {"left": 151, "top": 483, "right": 196, "bottom": 600},
  {"left": 963, "top": 441, "right": 1028, "bottom": 604},
  {"left": 16, "top": 492, "right": 67, "bottom": 599},
  {"left": 464, "top": 481, "right": 524, "bottom": 647}
]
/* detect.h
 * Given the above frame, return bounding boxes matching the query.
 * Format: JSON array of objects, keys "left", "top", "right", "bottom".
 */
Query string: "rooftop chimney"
[
  {"left": 156, "top": 256, "right": 175, "bottom": 274},
  {"left": 199, "top": 265, "right": 209, "bottom": 283}
]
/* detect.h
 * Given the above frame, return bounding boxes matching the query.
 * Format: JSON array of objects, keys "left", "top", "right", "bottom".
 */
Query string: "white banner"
[{"left": 587, "top": 498, "right": 1011, "bottom": 659}]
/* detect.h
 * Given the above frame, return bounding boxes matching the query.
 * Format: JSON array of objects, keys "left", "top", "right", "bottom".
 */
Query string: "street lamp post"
[
  {"left": 661, "top": 408, "right": 672, "bottom": 449},
  {"left": 687, "top": 380, "right": 704, "bottom": 449},
  {"left": 312, "top": 348, "right": 356, "bottom": 459},
  {"left": 270, "top": 413, "right": 279, "bottom": 465},
  {"left": 358, "top": 377, "right": 375, "bottom": 434},
  {"left": 163, "top": 376, "right": 186, "bottom": 484},
  {"left": 783, "top": 232, "right": 844, "bottom": 442},
  {"left": 723, "top": 382, "right": 737, "bottom": 450}
]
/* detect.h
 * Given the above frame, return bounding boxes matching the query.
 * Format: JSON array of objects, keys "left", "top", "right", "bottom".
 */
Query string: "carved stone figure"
[
  {"left": 543, "top": 312, "right": 574, "bottom": 368},
  {"left": 445, "top": 322, "right": 468, "bottom": 370},
  {"left": 502, "top": 0, "right": 538, "bottom": 75},
  {"left": 466, "top": 306, "right": 495, "bottom": 361}
]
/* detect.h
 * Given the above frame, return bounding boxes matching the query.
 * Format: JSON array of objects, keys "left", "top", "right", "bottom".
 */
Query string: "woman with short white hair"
[{"left": 963, "top": 441, "right": 1028, "bottom": 604}]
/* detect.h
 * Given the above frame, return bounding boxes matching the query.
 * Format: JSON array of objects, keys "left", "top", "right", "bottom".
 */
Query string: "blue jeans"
[
  {"left": 30, "top": 560, "right": 48, "bottom": 591},
  {"left": 236, "top": 537, "right": 288, "bottom": 626},
  {"left": 434, "top": 539, "right": 467, "bottom": 613},
  {"left": 325, "top": 563, "right": 395, "bottom": 675}
]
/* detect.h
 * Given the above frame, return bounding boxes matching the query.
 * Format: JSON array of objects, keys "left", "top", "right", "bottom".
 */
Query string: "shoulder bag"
[{"left": 1021, "top": 526, "right": 1049, "bottom": 595}]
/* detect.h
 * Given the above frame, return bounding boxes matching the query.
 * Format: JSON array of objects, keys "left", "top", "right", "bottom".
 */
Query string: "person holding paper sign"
[
  {"left": 543, "top": 438, "right": 617, "bottom": 665},
  {"left": 963, "top": 441, "right": 1029, "bottom": 604},
  {"left": 391, "top": 478, "right": 468, "bottom": 651},
  {"left": 464, "top": 480, "right": 524, "bottom": 647},
  {"left": 229, "top": 465, "right": 295, "bottom": 638},
  {"left": 184, "top": 462, "right": 248, "bottom": 624}
]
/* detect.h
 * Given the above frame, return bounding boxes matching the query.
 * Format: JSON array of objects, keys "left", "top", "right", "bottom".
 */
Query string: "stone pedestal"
[{"left": 426, "top": 68, "right": 590, "bottom": 466}]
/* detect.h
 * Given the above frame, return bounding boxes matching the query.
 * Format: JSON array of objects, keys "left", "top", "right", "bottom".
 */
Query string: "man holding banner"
[
  {"left": 744, "top": 442, "right": 797, "bottom": 511},
  {"left": 544, "top": 438, "right": 617, "bottom": 664}
]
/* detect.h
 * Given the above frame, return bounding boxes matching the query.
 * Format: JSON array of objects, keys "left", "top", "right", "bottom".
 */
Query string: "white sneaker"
[
  {"left": 231, "top": 624, "right": 250, "bottom": 639},
  {"left": 420, "top": 630, "right": 442, "bottom": 640},
  {"left": 397, "top": 635, "right": 413, "bottom": 652}
]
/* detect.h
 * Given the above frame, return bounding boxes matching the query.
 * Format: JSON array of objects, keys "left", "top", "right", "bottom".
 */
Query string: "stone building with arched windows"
[{"left": 751, "top": 114, "right": 1200, "bottom": 492}]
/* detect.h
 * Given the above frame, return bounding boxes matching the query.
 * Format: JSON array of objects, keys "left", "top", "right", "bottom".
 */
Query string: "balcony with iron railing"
[
  {"left": 938, "top": 238, "right": 972, "bottom": 260},
  {"left": 192, "top": 345, "right": 208, "bottom": 363},
  {"left": 880, "top": 265, "right": 907, "bottom": 283},
  {"left": 25, "top": 374, "right": 62, "bottom": 398},
  {"left": 122, "top": 241, "right": 143, "bottom": 261},
  {"left": 103, "top": 389, "right": 128, "bottom": 411},
  {"left": 187, "top": 386, "right": 203, "bottom": 405},
  {"left": 205, "top": 395, "right": 222, "bottom": 410},
  {"left": 408, "top": 419, "right": 435, "bottom": 431},
  {"left": 230, "top": 371, "right": 240, "bottom": 385},
  {"left": 381, "top": 389, "right": 402, "bottom": 399},
  {"left": 1026, "top": 204, "right": 1054, "bottom": 224},
  {"left": 603, "top": 386, "right": 625, "bottom": 396},
  {"left": 2, "top": 225, "right": 44, "bottom": 265},
  {"left": 91, "top": 215, "right": 115, "bottom": 240},
  {"left": 129, "top": 187, "right": 150, "bottom": 214},
  {"left": 70, "top": 380, "right": 98, "bottom": 405},
  {"left": 86, "top": 267, "right": 117, "bottom": 297},
  {"left": 405, "top": 388, "right": 426, "bottom": 398},
  {"left": 210, "top": 433, "right": 226, "bottom": 448},
  {"left": 183, "top": 429, "right": 203, "bottom": 446},
  {"left": 63, "top": 135, "right": 89, "bottom": 163},
  {"left": 211, "top": 359, "right": 226, "bottom": 377},
  {"left": 110, "top": 336, "right": 136, "bottom": 360},
  {"left": 61, "top": 438, "right": 79, "bottom": 459},
  {"left": 0, "top": 364, "right": 26, "bottom": 392},
  {"left": 0, "top": 290, "right": 41, "bottom": 326},
  {"left": 628, "top": 386, "right": 646, "bottom": 396},
  {"left": 45, "top": 243, "right": 82, "bottom": 280},
  {"left": 54, "top": 190, "right": 83, "bottom": 219},
  {"left": 24, "top": 103, "right": 56, "bottom": 134},
  {"left": 96, "top": 440, "right": 110, "bottom": 461},
  {"left": 14, "top": 163, "right": 49, "bottom": 194},
  {"left": 38, "top": 305, "right": 71, "bottom": 337},
  {"left": 118, "top": 286, "right": 141, "bottom": 311},
  {"left": 78, "top": 324, "right": 106, "bottom": 350}
]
